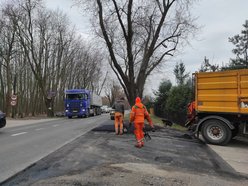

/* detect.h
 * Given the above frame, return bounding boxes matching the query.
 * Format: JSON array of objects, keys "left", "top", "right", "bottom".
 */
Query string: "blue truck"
[{"left": 64, "top": 89, "right": 102, "bottom": 119}]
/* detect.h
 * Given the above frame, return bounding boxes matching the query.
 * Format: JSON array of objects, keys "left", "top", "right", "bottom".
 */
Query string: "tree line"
[
  {"left": 0, "top": 0, "right": 104, "bottom": 117},
  {"left": 153, "top": 20, "right": 248, "bottom": 125},
  {"left": 200, "top": 20, "right": 248, "bottom": 72}
]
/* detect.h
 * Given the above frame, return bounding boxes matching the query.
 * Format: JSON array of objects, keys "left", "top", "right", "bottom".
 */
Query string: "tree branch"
[
  {"left": 96, "top": 0, "right": 129, "bottom": 86},
  {"left": 112, "top": 0, "right": 128, "bottom": 40}
]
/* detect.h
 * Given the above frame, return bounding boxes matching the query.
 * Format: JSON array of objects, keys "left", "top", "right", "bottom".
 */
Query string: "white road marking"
[
  {"left": 11, "top": 132, "right": 27, "bottom": 136},
  {"left": 53, "top": 124, "right": 59, "bottom": 127},
  {"left": 35, "top": 128, "right": 44, "bottom": 131}
]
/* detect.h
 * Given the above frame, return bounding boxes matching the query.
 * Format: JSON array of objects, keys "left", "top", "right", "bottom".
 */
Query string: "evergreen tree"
[
  {"left": 166, "top": 84, "right": 192, "bottom": 124},
  {"left": 174, "top": 62, "right": 190, "bottom": 85},
  {"left": 154, "top": 62, "right": 193, "bottom": 124},
  {"left": 154, "top": 79, "right": 172, "bottom": 118},
  {"left": 226, "top": 20, "right": 248, "bottom": 69}
]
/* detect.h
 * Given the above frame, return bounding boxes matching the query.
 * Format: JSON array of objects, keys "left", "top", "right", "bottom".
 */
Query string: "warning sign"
[
  {"left": 10, "top": 95, "right": 17, "bottom": 106},
  {"left": 11, "top": 95, "right": 17, "bottom": 100},
  {"left": 10, "top": 100, "right": 17, "bottom": 106}
]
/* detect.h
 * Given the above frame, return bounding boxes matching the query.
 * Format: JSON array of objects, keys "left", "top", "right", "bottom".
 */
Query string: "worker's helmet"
[{"left": 135, "top": 97, "right": 141, "bottom": 103}]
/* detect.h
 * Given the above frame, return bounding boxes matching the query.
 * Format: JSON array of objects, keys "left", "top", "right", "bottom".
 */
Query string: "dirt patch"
[{"left": 28, "top": 163, "right": 248, "bottom": 186}]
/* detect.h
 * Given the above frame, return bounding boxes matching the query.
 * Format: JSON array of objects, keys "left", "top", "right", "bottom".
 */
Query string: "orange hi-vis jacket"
[{"left": 130, "top": 102, "right": 152, "bottom": 124}]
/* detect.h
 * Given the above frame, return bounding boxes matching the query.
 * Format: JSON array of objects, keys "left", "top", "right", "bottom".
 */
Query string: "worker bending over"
[{"left": 112, "top": 97, "right": 125, "bottom": 135}]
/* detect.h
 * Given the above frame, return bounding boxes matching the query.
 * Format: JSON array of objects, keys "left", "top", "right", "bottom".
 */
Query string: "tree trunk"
[
  {"left": 5, "top": 61, "right": 12, "bottom": 117},
  {"left": 45, "top": 98, "right": 54, "bottom": 117},
  {"left": 0, "top": 63, "right": 5, "bottom": 111}
]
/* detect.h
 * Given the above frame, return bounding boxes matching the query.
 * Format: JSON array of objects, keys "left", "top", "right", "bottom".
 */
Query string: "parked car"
[
  {"left": 107, "top": 107, "right": 112, "bottom": 113},
  {"left": 55, "top": 111, "right": 65, "bottom": 117},
  {"left": 101, "top": 105, "right": 109, "bottom": 113},
  {"left": 0, "top": 111, "right": 6, "bottom": 129},
  {"left": 110, "top": 109, "right": 115, "bottom": 120}
]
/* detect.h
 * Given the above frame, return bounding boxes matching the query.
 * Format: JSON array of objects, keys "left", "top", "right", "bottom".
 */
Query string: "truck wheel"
[
  {"left": 68, "top": 116, "right": 72, "bottom": 119},
  {"left": 201, "top": 119, "right": 232, "bottom": 145}
]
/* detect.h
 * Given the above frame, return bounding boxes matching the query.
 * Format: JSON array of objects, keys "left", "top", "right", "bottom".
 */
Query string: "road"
[
  {"left": 0, "top": 114, "right": 109, "bottom": 183},
  {"left": 2, "top": 123, "right": 248, "bottom": 186}
]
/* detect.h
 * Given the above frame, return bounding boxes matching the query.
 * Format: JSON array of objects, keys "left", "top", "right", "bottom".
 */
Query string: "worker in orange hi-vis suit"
[
  {"left": 129, "top": 97, "right": 155, "bottom": 148},
  {"left": 112, "top": 97, "right": 125, "bottom": 135}
]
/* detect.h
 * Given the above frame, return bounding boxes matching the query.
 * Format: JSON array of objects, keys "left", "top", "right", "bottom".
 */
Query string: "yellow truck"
[{"left": 188, "top": 69, "right": 248, "bottom": 145}]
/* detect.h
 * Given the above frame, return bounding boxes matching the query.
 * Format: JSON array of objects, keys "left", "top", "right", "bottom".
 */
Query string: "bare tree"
[
  {"left": 76, "top": 0, "right": 197, "bottom": 105},
  {"left": 0, "top": 3, "right": 18, "bottom": 116},
  {"left": 199, "top": 56, "right": 219, "bottom": 72},
  {"left": 0, "top": 0, "right": 110, "bottom": 117},
  {"left": 105, "top": 80, "right": 125, "bottom": 106},
  {"left": 5, "top": 0, "right": 80, "bottom": 116}
]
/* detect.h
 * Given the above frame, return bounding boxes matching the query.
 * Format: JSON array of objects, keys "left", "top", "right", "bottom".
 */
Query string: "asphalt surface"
[
  {"left": 2, "top": 119, "right": 248, "bottom": 186},
  {"left": 0, "top": 114, "right": 109, "bottom": 183}
]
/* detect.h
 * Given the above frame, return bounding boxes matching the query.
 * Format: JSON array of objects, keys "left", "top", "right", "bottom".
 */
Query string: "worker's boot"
[
  {"left": 135, "top": 142, "right": 142, "bottom": 148},
  {"left": 119, "top": 129, "right": 123, "bottom": 135},
  {"left": 141, "top": 141, "right": 144, "bottom": 147}
]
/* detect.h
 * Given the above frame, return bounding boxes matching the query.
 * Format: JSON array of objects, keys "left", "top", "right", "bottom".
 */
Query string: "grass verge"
[{"left": 124, "top": 113, "right": 187, "bottom": 131}]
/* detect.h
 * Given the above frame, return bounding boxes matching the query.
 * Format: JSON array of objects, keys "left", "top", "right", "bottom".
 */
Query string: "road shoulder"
[
  {"left": 208, "top": 136, "right": 248, "bottom": 177},
  {"left": 5, "top": 117, "right": 62, "bottom": 128}
]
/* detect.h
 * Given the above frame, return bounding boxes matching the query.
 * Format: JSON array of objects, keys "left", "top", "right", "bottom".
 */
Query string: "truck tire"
[
  {"left": 68, "top": 116, "right": 72, "bottom": 119},
  {"left": 201, "top": 119, "right": 232, "bottom": 145}
]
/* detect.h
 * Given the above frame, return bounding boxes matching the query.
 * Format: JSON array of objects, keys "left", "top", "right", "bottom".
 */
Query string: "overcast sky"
[{"left": 43, "top": 0, "right": 248, "bottom": 94}]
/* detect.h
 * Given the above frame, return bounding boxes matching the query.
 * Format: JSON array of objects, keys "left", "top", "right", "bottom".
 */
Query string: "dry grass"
[{"left": 124, "top": 112, "right": 187, "bottom": 131}]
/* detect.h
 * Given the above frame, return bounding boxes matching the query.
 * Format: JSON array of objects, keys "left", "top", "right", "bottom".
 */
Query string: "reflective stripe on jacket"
[{"left": 130, "top": 102, "right": 152, "bottom": 124}]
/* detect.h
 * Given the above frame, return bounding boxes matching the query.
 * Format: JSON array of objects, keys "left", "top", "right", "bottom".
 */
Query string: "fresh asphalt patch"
[
  {"left": 91, "top": 123, "right": 163, "bottom": 134},
  {"left": 2, "top": 120, "right": 248, "bottom": 186}
]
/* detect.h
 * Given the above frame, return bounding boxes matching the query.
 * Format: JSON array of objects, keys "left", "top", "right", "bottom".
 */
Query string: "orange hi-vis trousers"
[
  {"left": 115, "top": 112, "right": 123, "bottom": 134},
  {"left": 134, "top": 122, "right": 144, "bottom": 142}
]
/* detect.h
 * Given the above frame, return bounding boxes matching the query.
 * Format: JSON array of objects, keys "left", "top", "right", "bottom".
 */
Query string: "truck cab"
[
  {"left": 65, "top": 89, "right": 91, "bottom": 118},
  {"left": 64, "top": 89, "right": 102, "bottom": 118}
]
